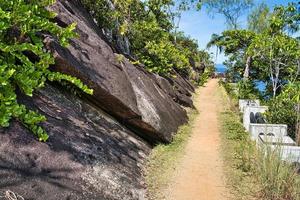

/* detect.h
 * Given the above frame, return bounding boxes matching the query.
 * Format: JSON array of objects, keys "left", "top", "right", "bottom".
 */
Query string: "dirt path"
[{"left": 165, "top": 79, "right": 229, "bottom": 200}]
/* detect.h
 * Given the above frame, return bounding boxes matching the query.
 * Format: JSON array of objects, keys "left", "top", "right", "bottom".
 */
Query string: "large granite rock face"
[
  {"left": 155, "top": 75, "right": 194, "bottom": 108},
  {"left": 0, "top": 84, "right": 150, "bottom": 200},
  {"left": 120, "top": 59, "right": 188, "bottom": 142},
  {"left": 155, "top": 71, "right": 196, "bottom": 108},
  {"left": 45, "top": 0, "right": 188, "bottom": 144},
  {"left": 0, "top": 0, "right": 198, "bottom": 199}
]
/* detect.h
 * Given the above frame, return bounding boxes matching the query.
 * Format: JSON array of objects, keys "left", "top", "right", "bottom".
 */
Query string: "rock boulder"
[
  {"left": 46, "top": 0, "right": 188, "bottom": 144},
  {"left": 0, "top": 84, "right": 150, "bottom": 200}
]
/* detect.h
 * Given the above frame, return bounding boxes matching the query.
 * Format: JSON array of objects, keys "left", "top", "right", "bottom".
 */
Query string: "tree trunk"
[
  {"left": 243, "top": 56, "right": 252, "bottom": 80},
  {"left": 296, "top": 103, "right": 300, "bottom": 145}
]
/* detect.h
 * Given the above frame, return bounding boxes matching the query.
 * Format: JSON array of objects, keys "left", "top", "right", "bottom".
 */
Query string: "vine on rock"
[{"left": 0, "top": 0, "right": 93, "bottom": 141}]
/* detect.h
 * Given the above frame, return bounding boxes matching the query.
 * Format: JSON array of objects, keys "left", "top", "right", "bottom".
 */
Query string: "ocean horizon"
[{"left": 215, "top": 64, "right": 227, "bottom": 73}]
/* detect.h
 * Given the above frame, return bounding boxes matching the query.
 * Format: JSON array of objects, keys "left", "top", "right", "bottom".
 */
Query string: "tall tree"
[
  {"left": 209, "top": 30, "right": 256, "bottom": 79},
  {"left": 201, "top": 0, "right": 254, "bottom": 29},
  {"left": 206, "top": 33, "right": 224, "bottom": 63}
]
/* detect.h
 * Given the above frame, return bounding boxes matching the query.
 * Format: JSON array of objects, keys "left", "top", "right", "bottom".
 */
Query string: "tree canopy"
[
  {"left": 247, "top": 2, "right": 270, "bottom": 33},
  {"left": 214, "top": 2, "right": 300, "bottom": 142},
  {"left": 81, "top": 0, "right": 214, "bottom": 78},
  {"left": 201, "top": 0, "right": 254, "bottom": 29}
]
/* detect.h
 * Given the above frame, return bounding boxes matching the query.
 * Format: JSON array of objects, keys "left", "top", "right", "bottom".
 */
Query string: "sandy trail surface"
[{"left": 165, "top": 79, "right": 229, "bottom": 200}]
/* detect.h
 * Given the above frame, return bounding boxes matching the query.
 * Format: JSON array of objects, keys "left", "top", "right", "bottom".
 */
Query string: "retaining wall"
[{"left": 249, "top": 124, "right": 288, "bottom": 140}]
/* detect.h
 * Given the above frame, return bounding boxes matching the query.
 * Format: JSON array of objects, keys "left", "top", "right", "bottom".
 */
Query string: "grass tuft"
[{"left": 255, "top": 146, "right": 300, "bottom": 200}]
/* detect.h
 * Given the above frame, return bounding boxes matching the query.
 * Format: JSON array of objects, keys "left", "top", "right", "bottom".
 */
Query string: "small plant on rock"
[{"left": 0, "top": 0, "right": 93, "bottom": 141}]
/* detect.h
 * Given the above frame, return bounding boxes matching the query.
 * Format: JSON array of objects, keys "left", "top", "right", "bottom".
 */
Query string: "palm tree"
[{"left": 206, "top": 33, "right": 224, "bottom": 63}]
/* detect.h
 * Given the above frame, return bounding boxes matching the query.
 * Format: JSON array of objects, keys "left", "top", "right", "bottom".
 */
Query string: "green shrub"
[
  {"left": 265, "top": 82, "right": 300, "bottom": 141},
  {"left": 219, "top": 80, "right": 238, "bottom": 99},
  {"left": 140, "top": 39, "right": 190, "bottom": 76},
  {"left": 265, "top": 96, "right": 298, "bottom": 139},
  {"left": 237, "top": 79, "right": 259, "bottom": 99},
  {"left": 0, "top": 0, "right": 93, "bottom": 141},
  {"left": 81, "top": 0, "right": 214, "bottom": 78},
  {"left": 130, "top": 20, "right": 191, "bottom": 76}
]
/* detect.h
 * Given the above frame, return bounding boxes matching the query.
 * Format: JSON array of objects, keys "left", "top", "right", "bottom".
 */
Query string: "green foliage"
[
  {"left": 265, "top": 82, "right": 300, "bottom": 140},
  {"left": 213, "top": 3, "right": 300, "bottom": 98},
  {"left": 216, "top": 29, "right": 255, "bottom": 54},
  {"left": 81, "top": 0, "right": 214, "bottom": 77},
  {"left": 265, "top": 95, "right": 297, "bottom": 138},
  {"left": 247, "top": 2, "right": 270, "bottom": 33},
  {"left": 128, "top": 15, "right": 197, "bottom": 76},
  {"left": 219, "top": 80, "right": 237, "bottom": 99},
  {"left": 143, "top": 40, "right": 190, "bottom": 75},
  {"left": 237, "top": 80, "right": 259, "bottom": 99},
  {"left": 80, "top": 0, "right": 141, "bottom": 35},
  {"left": 201, "top": 0, "right": 254, "bottom": 29},
  {"left": 197, "top": 65, "right": 214, "bottom": 86},
  {"left": 247, "top": 32, "right": 300, "bottom": 97},
  {"left": 129, "top": 19, "right": 190, "bottom": 76},
  {"left": 0, "top": 0, "right": 93, "bottom": 141},
  {"left": 269, "top": 3, "right": 300, "bottom": 34}
]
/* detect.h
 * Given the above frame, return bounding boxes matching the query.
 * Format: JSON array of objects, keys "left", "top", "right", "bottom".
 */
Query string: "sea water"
[
  {"left": 215, "top": 64, "right": 227, "bottom": 73},
  {"left": 215, "top": 64, "right": 266, "bottom": 92}
]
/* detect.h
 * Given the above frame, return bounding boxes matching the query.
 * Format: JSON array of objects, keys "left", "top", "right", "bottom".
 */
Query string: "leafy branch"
[{"left": 0, "top": 0, "right": 93, "bottom": 141}]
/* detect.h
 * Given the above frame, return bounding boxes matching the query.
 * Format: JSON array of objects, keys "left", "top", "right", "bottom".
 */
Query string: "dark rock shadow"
[{"left": 0, "top": 84, "right": 150, "bottom": 200}]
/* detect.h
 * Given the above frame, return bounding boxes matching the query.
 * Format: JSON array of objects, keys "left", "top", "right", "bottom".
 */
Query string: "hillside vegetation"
[
  {"left": 0, "top": 0, "right": 214, "bottom": 141},
  {"left": 210, "top": 2, "right": 300, "bottom": 143}
]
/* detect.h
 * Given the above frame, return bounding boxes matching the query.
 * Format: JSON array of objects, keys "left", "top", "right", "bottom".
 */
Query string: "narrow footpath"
[{"left": 165, "top": 79, "right": 229, "bottom": 200}]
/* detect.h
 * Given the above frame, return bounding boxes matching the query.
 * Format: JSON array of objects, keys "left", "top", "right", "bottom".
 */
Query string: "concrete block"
[
  {"left": 239, "top": 99, "right": 260, "bottom": 113},
  {"left": 270, "top": 145, "right": 300, "bottom": 163},
  {"left": 243, "top": 106, "right": 268, "bottom": 131},
  {"left": 250, "top": 124, "right": 288, "bottom": 140}
]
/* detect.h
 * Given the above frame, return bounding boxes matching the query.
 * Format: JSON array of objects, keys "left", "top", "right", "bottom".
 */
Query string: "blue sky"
[{"left": 178, "top": 0, "right": 299, "bottom": 64}]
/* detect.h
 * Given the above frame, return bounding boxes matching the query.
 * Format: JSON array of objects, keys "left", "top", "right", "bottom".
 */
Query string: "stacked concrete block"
[
  {"left": 239, "top": 98, "right": 300, "bottom": 163},
  {"left": 249, "top": 124, "right": 288, "bottom": 140},
  {"left": 239, "top": 99, "right": 260, "bottom": 113},
  {"left": 257, "top": 135, "right": 296, "bottom": 146}
]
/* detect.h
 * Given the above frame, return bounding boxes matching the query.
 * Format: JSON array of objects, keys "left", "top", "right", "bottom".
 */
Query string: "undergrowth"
[
  {"left": 256, "top": 146, "right": 300, "bottom": 200},
  {"left": 218, "top": 84, "right": 300, "bottom": 200},
  {"left": 218, "top": 85, "right": 257, "bottom": 200}
]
